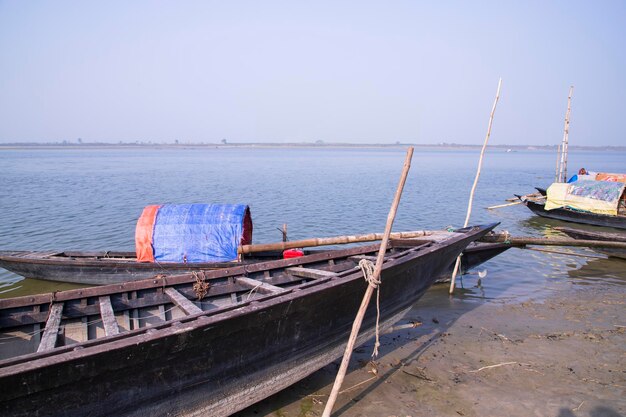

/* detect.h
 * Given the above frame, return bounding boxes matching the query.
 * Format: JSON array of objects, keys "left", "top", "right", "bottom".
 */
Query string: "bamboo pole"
[
  {"left": 557, "top": 86, "right": 574, "bottom": 182},
  {"left": 554, "top": 142, "right": 561, "bottom": 183},
  {"left": 479, "top": 234, "right": 626, "bottom": 249},
  {"left": 486, "top": 201, "right": 522, "bottom": 210},
  {"left": 449, "top": 78, "right": 502, "bottom": 294},
  {"left": 321, "top": 147, "right": 414, "bottom": 417},
  {"left": 238, "top": 229, "right": 449, "bottom": 254},
  {"left": 488, "top": 193, "right": 546, "bottom": 209}
]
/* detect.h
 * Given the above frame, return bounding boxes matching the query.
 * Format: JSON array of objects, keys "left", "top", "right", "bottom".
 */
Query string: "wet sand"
[{"left": 236, "top": 281, "right": 626, "bottom": 417}]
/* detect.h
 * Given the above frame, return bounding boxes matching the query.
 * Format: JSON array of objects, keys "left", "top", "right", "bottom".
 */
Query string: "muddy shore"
[{"left": 236, "top": 281, "right": 626, "bottom": 417}]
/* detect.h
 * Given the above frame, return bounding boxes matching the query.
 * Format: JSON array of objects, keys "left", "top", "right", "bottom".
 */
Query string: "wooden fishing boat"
[
  {"left": 520, "top": 197, "right": 626, "bottom": 230},
  {"left": 556, "top": 227, "right": 626, "bottom": 259},
  {"left": 0, "top": 241, "right": 510, "bottom": 286},
  {"left": 0, "top": 223, "right": 496, "bottom": 417},
  {"left": 519, "top": 178, "right": 626, "bottom": 230}
]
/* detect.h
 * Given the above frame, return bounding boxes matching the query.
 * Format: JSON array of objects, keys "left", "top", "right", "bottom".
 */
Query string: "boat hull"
[
  {"left": 0, "top": 224, "right": 496, "bottom": 417},
  {"left": 0, "top": 251, "right": 269, "bottom": 285}
]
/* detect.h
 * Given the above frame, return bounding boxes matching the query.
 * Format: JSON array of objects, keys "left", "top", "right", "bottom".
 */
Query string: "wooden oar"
[
  {"left": 322, "top": 147, "right": 414, "bottom": 417},
  {"left": 238, "top": 230, "right": 453, "bottom": 254},
  {"left": 479, "top": 234, "right": 626, "bottom": 249}
]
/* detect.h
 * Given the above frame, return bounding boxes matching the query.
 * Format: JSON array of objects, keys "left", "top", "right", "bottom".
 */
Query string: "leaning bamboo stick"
[
  {"left": 238, "top": 229, "right": 451, "bottom": 254},
  {"left": 486, "top": 201, "right": 523, "bottom": 210},
  {"left": 450, "top": 78, "right": 502, "bottom": 294},
  {"left": 322, "top": 147, "right": 414, "bottom": 417}
]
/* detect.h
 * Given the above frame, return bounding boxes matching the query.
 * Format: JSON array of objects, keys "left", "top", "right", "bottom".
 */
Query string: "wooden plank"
[
  {"left": 164, "top": 288, "right": 203, "bottom": 315},
  {"left": 285, "top": 267, "right": 338, "bottom": 280},
  {"left": 349, "top": 255, "right": 378, "bottom": 262},
  {"left": 37, "top": 303, "right": 64, "bottom": 352},
  {"left": 99, "top": 296, "right": 120, "bottom": 336},
  {"left": 33, "top": 305, "right": 41, "bottom": 347},
  {"left": 235, "top": 277, "right": 286, "bottom": 294}
]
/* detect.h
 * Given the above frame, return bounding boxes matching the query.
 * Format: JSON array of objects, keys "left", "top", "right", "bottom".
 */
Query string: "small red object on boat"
[{"left": 283, "top": 249, "right": 304, "bottom": 259}]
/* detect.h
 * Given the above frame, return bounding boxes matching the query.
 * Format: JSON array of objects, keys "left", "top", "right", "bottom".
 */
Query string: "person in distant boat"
[{"left": 568, "top": 168, "right": 597, "bottom": 183}]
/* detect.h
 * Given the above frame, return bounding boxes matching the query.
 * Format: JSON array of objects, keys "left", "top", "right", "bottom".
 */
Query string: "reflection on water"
[
  {"left": 1, "top": 147, "right": 625, "bottom": 301},
  {"left": 567, "top": 257, "right": 626, "bottom": 286},
  {"left": 0, "top": 276, "right": 87, "bottom": 298}
]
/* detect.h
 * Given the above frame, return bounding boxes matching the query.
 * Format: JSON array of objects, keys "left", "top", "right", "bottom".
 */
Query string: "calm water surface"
[{"left": 1, "top": 146, "right": 625, "bottom": 301}]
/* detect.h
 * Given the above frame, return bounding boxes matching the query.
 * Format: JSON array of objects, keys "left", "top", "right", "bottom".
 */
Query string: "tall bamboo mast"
[{"left": 557, "top": 86, "right": 574, "bottom": 182}]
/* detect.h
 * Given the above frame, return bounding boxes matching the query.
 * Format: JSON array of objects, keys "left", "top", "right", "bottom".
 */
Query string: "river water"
[{"left": 1, "top": 146, "right": 625, "bottom": 301}]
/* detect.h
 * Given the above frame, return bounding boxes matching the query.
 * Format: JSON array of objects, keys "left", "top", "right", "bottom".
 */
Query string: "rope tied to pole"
[
  {"left": 358, "top": 259, "right": 381, "bottom": 358},
  {"left": 502, "top": 230, "right": 511, "bottom": 244},
  {"left": 358, "top": 259, "right": 379, "bottom": 288}
]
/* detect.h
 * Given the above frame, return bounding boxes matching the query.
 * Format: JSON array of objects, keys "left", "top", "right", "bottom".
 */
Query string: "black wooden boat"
[
  {"left": 0, "top": 223, "right": 496, "bottom": 417},
  {"left": 556, "top": 227, "right": 626, "bottom": 259},
  {"left": 519, "top": 196, "right": 626, "bottom": 230},
  {"left": 0, "top": 241, "right": 510, "bottom": 286}
]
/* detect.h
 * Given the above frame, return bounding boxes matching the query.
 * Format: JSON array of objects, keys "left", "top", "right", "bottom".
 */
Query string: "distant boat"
[
  {"left": 0, "top": 223, "right": 496, "bottom": 417},
  {"left": 520, "top": 196, "right": 626, "bottom": 230},
  {"left": 519, "top": 180, "right": 626, "bottom": 230}
]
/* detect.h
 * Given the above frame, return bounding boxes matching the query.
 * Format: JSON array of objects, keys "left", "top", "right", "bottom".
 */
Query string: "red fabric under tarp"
[
  {"left": 596, "top": 172, "right": 626, "bottom": 184},
  {"left": 241, "top": 206, "right": 253, "bottom": 246},
  {"left": 135, "top": 205, "right": 161, "bottom": 262}
]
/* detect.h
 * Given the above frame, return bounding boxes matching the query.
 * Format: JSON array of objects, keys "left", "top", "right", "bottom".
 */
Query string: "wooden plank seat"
[
  {"left": 285, "top": 267, "right": 338, "bottom": 279},
  {"left": 164, "top": 288, "right": 203, "bottom": 315},
  {"left": 37, "top": 302, "right": 64, "bottom": 352},
  {"left": 98, "top": 296, "right": 120, "bottom": 336},
  {"left": 235, "top": 277, "right": 286, "bottom": 294}
]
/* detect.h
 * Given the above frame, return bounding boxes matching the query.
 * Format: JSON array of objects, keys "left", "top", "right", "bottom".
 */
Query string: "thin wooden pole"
[
  {"left": 449, "top": 78, "right": 502, "bottom": 294},
  {"left": 321, "top": 147, "right": 414, "bottom": 417}
]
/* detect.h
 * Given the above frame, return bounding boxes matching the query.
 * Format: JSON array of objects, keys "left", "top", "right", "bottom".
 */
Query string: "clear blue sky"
[{"left": 1, "top": 1, "right": 624, "bottom": 145}]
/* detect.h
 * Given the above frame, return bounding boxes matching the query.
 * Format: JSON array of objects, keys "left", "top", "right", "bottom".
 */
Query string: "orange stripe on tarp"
[{"left": 135, "top": 205, "right": 161, "bottom": 263}]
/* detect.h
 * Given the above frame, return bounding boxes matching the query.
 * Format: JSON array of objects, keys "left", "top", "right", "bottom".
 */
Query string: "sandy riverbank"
[{"left": 236, "top": 282, "right": 626, "bottom": 417}]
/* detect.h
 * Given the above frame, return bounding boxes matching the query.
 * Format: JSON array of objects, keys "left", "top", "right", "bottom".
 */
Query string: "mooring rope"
[{"left": 358, "top": 259, "right": 381, "bottom": 357}]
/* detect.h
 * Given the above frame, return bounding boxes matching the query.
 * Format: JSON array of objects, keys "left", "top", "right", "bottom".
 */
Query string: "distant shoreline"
[{"left": 0, "top": 142, "right": 624, "bottom": 151}]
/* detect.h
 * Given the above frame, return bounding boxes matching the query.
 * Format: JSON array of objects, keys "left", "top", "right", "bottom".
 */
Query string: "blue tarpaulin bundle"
[{"left": 141, "top": 204, "right": 252, "bottom": 263}]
